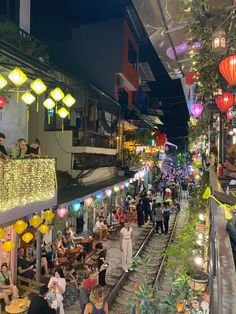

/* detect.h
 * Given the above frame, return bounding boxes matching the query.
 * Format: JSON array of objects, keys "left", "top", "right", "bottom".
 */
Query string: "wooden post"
[{"left": 12, "top": 232, "right": 18, "bottom": 285}]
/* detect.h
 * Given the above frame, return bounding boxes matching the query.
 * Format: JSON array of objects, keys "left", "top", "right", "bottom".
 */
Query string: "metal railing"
[{"left": 209, "top": 168, "right": 236, "bottom": 314}]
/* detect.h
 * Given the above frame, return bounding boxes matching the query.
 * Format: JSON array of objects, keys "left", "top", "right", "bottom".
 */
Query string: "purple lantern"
[{"left": 191, "top": 103, "right": 203, "bottom": 118}]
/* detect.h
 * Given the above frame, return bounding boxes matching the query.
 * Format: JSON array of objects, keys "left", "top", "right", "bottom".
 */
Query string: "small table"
[
  {"left": 80, "top": 238, "right": 93, "bottom": 252},
  {"left": 68, "top": 246, "right": 83, "bottom": 255},
  {"left": 5, "top": 298, "right": 30, "bottom": 314}
]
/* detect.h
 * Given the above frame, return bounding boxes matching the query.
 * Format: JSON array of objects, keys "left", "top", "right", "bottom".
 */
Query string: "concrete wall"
[
  {"left": 51, "top": 19, "right": 124, "bottom": 98},
  {"left": 0, "top": 95, "right": 28, "bottom": 147},
  {"left": 19, "top": 0, "right": 31, "bottom": 33}
]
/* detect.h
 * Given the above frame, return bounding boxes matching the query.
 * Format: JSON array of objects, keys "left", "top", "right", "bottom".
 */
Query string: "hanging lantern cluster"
[
  {"left": 191, "top": 103, "right": 204, "bottom": 119},
  {"left": 0, "top": 67, "right": 76, "bottom": 127},
  {"left": 215, "top": 92, "right": 234, "bottom": 112},
  {"left": 212, "top": 28, "right": 226, "bottom": 55},
  {"left": 156, "top": 131, "right": 167, "bottom": 147}
]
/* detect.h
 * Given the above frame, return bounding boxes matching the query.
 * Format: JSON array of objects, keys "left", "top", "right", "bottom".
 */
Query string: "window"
[
  {"left": 128, "top": 40, "right": 137, "bottom": 71},
  {"left": 0, "top": 0, "right": 19, "bottom": 25}
]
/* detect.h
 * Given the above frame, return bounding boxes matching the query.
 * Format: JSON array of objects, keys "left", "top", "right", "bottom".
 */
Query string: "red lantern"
[
  {"left": 227, "top": 110, "right": 233, "bottom": 120},
  {"left": 0, "top": 96, "right": 7, "bottom": 120},
  {"left": 219, "top": 55, "right": 236, "bottom": 86},
  {"left": 215, "top": 92, "right": 234, "bottom": 112},
  {"left": 185, "top": 72, "right": 194, "bottom": 85},
  {"left": 156, "top": 131, "right": 167, "bottom": 147}
]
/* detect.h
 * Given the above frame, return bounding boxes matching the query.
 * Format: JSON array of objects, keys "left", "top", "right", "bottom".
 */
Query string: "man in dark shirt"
[
  {"left": 28, "top": 285, "right": 56, "bottom": 314},
  {"left": 0, "top": 132, "right": 8, "bottom": 157}
]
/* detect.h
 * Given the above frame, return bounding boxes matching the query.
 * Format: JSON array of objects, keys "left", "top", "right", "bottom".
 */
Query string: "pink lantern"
[
  {"left": 57, "top": 207, "right": 67, "bottom": 218},
  {"left": 191, "top": 103, "right": 203, "bottom": 118},
  {"left": 165, "top": 145, "right": 169, "bottom": 151},
  {"left": 227, "top": 110, "right": 233, "bottom": 120},
  {"left": 120, "top": 183, "right": 125, "bottom": 190}
]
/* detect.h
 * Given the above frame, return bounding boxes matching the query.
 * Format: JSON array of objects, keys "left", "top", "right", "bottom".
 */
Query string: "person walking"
[
  {"left": 153, "top": 201, "right": 164, "bottom": 235},
  {"left": 120, "top": 220, "right": 134, "bottom": 273},
  {"left": 163, "top": 202, "right": 171, "bottom": 234},
  {"left": 95, "top": 243, "right": 107, "bottom": 287}
]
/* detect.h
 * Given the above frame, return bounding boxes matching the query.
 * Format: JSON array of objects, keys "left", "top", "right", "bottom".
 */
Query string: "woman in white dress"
[
  {"left": 48, "top": 267, "right": 66, "bottom": 314},
  {"left": 120, "top": 220, "right": 135, "bottom": 272}
]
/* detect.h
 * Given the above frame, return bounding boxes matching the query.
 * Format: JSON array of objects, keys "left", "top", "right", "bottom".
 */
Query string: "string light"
[{"left": 0, "top": 159, "right": 57, "bottom": 213}]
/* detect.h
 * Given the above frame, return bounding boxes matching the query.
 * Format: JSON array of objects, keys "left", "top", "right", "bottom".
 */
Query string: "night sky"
[{"left": 31, "top": 0, "right": 189, "bottom": 148}]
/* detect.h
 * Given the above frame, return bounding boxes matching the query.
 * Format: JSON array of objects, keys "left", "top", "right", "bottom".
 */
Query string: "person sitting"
[
  {"left": 17, "top": 248, "right": 35, "bottom": 278},
  {"left": 48, "top": 268, "right": 66, "bottom": 314},
  {"left": 53, "top": 231, "right": 67, "bottom": 256},
  {"left": 115, "top": 208, "right": 126, "bottom": 224},
  {"left": 26, "top": 241, "right": 49, "bottom": 276},
  {"left": 0, "top": 263, "right": 19, "bottom": 303},
  {"left": 93, "top": 216, "right": 108, "bottom": 241},
  {"left": 62, "top": 227, "right": 75, "bottom": 249},
  {"left": 26, "top": 138, "right": 41, "bottom": 156},
  {"left": 84, "top": 284, "right": 109, "bottom": 314},
  {"left": 27, "top": 285, "right": 56, "bottom": 314},
  {"left": 7, "top": 138, "right": 27, "bottom": 158},
  {"left": 0, "top": 133, "right": 8, "bottom": 159},
  {"left": 62, "top": 263, "right": 79, "bottom": 308}
]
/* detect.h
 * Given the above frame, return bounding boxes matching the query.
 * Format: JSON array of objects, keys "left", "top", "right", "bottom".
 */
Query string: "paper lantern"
[
  {"left": 30, "top": 78, "right": 47, "bottom": 95},
  {"left": 62, "top": 93, "right": 76, "bottom": 108},
  {"left": 14, "top": 220, "right": 27, "bottom": 235},
  {"left": 38, "top": 224, "right": 49, "bottom": 234},
  {"left": 219, "top": 55, "right": 236, "bottom": 86},
  {"left": 212, "top": 28, "right": 226, "bottom": 55},
  {"left": 185, "top": 72, "right": 194, "bottom": 85},
  {"left": 0, "top": 228, "right": 6, "bottom": 239},
  {"left": 8, "top": 67, "right": 27, "bottom": 102},
  {"left": 0, "top": 75, "right": 8, "bottom": 89},
  {"left": 227, "top": 110, "right": 233, "bottom": 120},
  {"left": 125, "top": 182, "right": 130, "bottom": 188},
  {"left": 50, "top": 87, "right": 64, "bottom": 102},
  {"left": 57, "top": 107, "right": 69, "bottom": 132},
  {"left": 29, "top": 215, "right": 42, "bottom": 228},
  {"left": 114, "top": 186, "right": 120, "bottom": 192},
  {"left": 72, "top": 202, "right": 81, "bottom": 213},
  {"left": 57, "top": 207, "right": 67, "bottom": 218},
  {"left": 105, "top": 189, "right": 112, "bottom": 197},
  {"left": 22, "top": 232, "right": 33, "bottom": 243},
  {"left": 0, "top": 96, "right": 7, "bottom": 120},
  {"left": 43, "top": 210, "right": 55, "bottom": 222},
  {"left": 57, "top": 107, "right": 69, "bottom": 119},
  {"left": 2, "top": 241, "right": 14, "bottom": 253},
  {"left": 30, "top": 78, "right": 47, "bottom": 112},
  {"left": 21, "top": 92, "right": 35, "bottom": 105},
  {"left": 190, "top": 116, "right": 198, "bottom": 126},
  {"left": 215, "top": 92, "right": 234, "bottom": 112},
  {"left": 43, "top": 98, "right": 55, "bottom": 110},
  {"left": 191, "top": 103, "right": 203, "bottom": 118},
  {"left": 120, "top": 183, "right": 125, "bottom": 190},
  {"left": 95, "top": 193, "right": 103, "bottom": 200},
  {"left": 84, "top": 198, "right": 93, "bottom": 206}
]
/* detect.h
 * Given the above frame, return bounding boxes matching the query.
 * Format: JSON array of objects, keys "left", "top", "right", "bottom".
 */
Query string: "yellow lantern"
[
  {"left": 8, "top": 67, "right": 27, "bottom": 102},
  {"left": 0, "top": 228, "right": 6, "bottom": 239},
  {"left": 30, "top": 78, "right": 47, "bottom": 112},
  {"left": 38, "top": 224, "right": 49, "bottom": 234},
  {"left": 2, "top": 240, "right": 14, "bottom": 253},
  {"left": 21, "top": 92, "right": 35, "bottom": 105},
  {"left": 50, "top": 87, "right": 64, "bottom": 113},
  {"left": 57, "top": 107, "right": 69, "bottom": 132},
  {"left": 43, "top": 210, "right": 54, "bottom": 222},
  {"left": 22, "top": 232, "right": 33, "bottom": 243},
  {"left": 62, "top": 94, "right": 76, "bottom": 108},
  {"left": 14, "top": 220, "right": 28, "bottom": 235},
  {"left": 29, "top": 215, "right": 42, "bottom": 228},
  {"left": 43, "top": 98, "right": 55, "bottom": 124},
  {"left": 21, "top": 92, "right": 36, "bottom": 121},
  {"left": 0, "top": 75, "right": 8, "bottom": 89}
]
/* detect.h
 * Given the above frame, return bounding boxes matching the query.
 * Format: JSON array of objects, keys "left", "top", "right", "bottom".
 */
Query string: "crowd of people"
[{"left": 0, "top": 133, "right": 41, "bottom": 159}]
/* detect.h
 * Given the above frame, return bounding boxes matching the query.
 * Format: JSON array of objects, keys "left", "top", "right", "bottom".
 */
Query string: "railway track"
[{"left": 107, "top": 214, "right": 178, "bottom": 314}]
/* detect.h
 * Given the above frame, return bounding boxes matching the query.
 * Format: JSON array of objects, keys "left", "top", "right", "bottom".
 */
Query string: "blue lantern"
[{"left": 72, "top": 202, "right": 81, "bottom": 213}]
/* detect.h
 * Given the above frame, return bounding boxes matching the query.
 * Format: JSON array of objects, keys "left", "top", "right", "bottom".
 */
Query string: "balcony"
[
  {"left": 0, "top": 158, "right": 57, "bottom": 224},
  {"left": 73, "top": 130, "right": 117, "bottom": 150}
]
